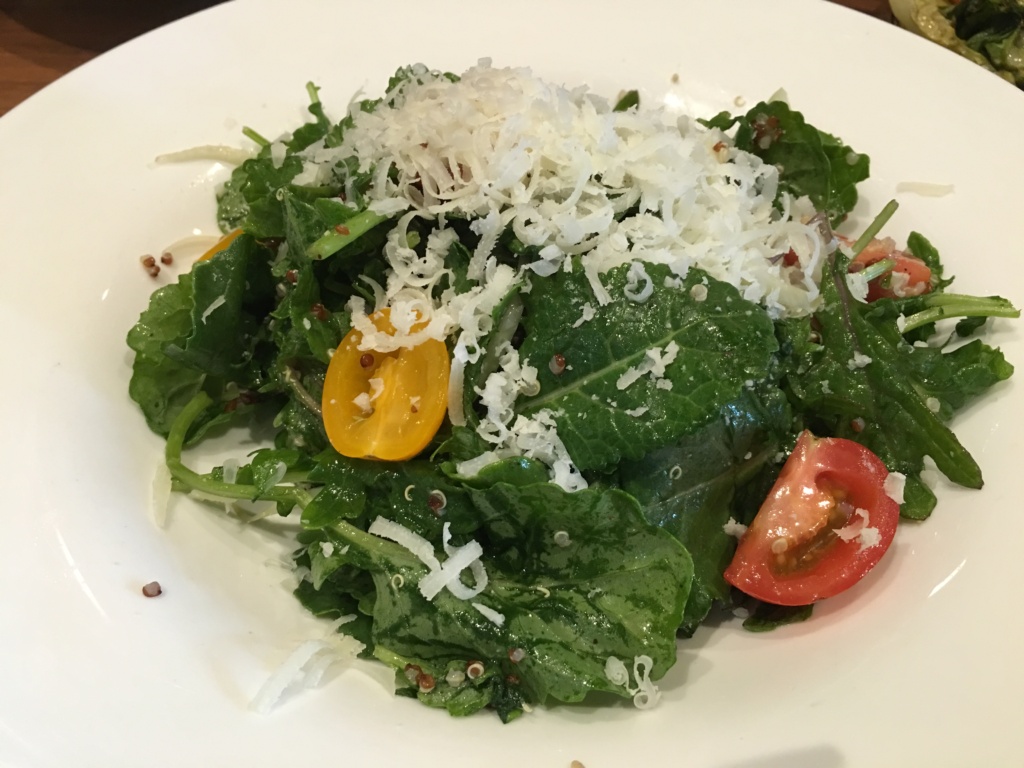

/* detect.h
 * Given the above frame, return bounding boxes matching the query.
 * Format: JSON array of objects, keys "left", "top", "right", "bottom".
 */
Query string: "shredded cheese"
[
  {"left": 472, "top": 602, "right": 505, "bottom": 627},
  {"left": 200, "top": 295, "right": 226, "bottom": 324},
  {"left": 884, "top": 472, "right": 907, "bottom": 505},
  {"left": 297, "top": 61, "right": 837, "bottom": 490},
  {"left": 367, "top": 517, "right": 488, "bottom": 602},
  {"left": 834, "top": 508, "right": 881, "bottom": 551},
  {"left": 847, "top": 352, "right": 872, "bottom": 370},
  {"left": 603, "top": 654, "right": 661, "bottom": 710},
  {"left": 722, "top": 517, "right": 748, "bottom": 538}
]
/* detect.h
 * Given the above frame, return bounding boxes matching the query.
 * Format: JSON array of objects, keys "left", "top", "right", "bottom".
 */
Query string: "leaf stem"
[
  {"left": 857, "top": 256, "right": 896, "bottom": 283},
  {"left": 307, "top": 209, "right": 391, "bottom": 260},
  {"left": 305, "top": 81, "right": 321, "bottom": 105},
  {"left": 902, "top": 294, "right": 1020, "bottom": 333},
  {"left": 849, "top": 199, "right": 899, "bottom": 257},
  {"left": 242, "top": 126, "right": 271, "bottom": 147},
  {"left": 283, "top": 366, "right": 323, "bottom": 418},
  {"left": 165, "top": 392, "right": 314, "bottom": 507}
]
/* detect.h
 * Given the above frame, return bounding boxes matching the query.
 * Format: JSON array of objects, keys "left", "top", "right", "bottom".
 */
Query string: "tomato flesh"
[
  {"left": 846, "top": 236, "right": 932, "bottom": 301},
  {"left": 322, "top": 309, "right": 450, "bottom": 461},
  {"left": 724, "top": 431, "right": 899, "bottom": 606}
]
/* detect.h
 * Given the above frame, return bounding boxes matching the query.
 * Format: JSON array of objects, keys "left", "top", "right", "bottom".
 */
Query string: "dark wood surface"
[{"left": 0, "top": 1, "right": 894, "bottom": 117}]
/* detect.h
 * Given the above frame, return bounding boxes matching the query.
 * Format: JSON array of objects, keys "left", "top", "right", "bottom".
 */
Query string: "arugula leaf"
[
  {"left": 217, "top": 84, "right": 345, "bottom": 236},
  {"left": 288, "top": 83, "right": 332, "bottom": 152},
  {"left": 780, "top": 251, "right": 1014, "bottom": 518},
  {"left": 513, "top": 262, "right": 777, "bottom": 471},
  {"left": 905, "top": 231, "right": 950, "bottom": 288},
  {"left": 126, "top": 268, "right": 251, "bottom": 442},
  {"left": 217, "top": 155, "right": 306, "bottom": 238},
  {"left": 741, "top": 601, "right": 813, "bottom": 632},
  {"left": 163, "top": 234, "right": 276, "bottom": 382},
  {"left": 127, "top": 273, "right": 206, "bottom": 436},
  {"left": 704, "top": 101, "right": 869, "bottom": 226},
  {"left": 613, "top": 89, "right": 639, "bottom": 112}
]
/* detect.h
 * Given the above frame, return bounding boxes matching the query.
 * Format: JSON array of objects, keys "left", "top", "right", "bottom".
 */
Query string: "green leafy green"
[
  {"left": 779, "top": 250, "right": 1014, "bottom": 518},
  {"left": 703, "top": 100, "right": 869, "bottom": 226},
  {"left": 127, "top": 273, "right": 206, "bottom": 436},
  {"left": 163, "top": 234, "right": 276, "bottom": 382},
  {"left": 947, "top": 0, "right": 1024, "bottom": 85},
  {"left": 515, "top": 263, "right": 777, "bottom": 470},
  {"left": 741, "top": 601, "right": 813, "bottom": 632},
  {"left": 299, "top": 465, "right": 692, "bottom": 719},
  {"left": 619, "top": 385, "right": 792, "bottom": 635},
  {"left": 125, "top": 70, "right": 1019, "bottom": 718}
]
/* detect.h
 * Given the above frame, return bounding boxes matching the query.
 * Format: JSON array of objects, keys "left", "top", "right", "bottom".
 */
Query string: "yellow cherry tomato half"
[
  {"left": 322, "top": 309, "right": 450, "bottom": 461},
  {"left": 196, "top": 229, "right": 243, "bottom": 263}
]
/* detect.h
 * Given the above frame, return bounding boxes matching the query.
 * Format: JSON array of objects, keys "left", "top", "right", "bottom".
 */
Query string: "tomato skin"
[
  {"left": 846, "top": 236, "right": 932, "bottom": 301},
  {"left": 724, "top": 431, "right": 899, "bottom": 606},
  {"left": 322, "top": 309, "right": 449, "bottom": 461}
]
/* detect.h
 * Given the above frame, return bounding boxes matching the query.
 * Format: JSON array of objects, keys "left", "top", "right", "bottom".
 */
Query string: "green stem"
[
  {"left": 849, "top": 199, "right": 899, "bottom": 258},
  {"left": 902, "top": 294, "right": 1020, "bottom": 333},
  {"left": 307, "top": 209, "right": 391, "bottom": 260},
  {"left": 283, "top": 366, "right": 323, "bottom": 418},
  {"left": 858, "top": 256, "right": 896, "bottom": 283},
  {"left": 242, "top": 126, "right": 271, "bottom": 147},
  {"left": 165, "top": 392, "right": 314, "bottom": 508},
  {"left": 305, "top": 81, "right": 321, "bottom": 105}
]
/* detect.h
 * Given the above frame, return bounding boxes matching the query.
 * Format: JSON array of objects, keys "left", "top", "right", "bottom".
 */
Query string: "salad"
[
  {"left": 891, "top": 0, "right": 1024, "bottom": 87},
  {"left": 127, "top": 61, "right": 1018, "bottom": 722}
]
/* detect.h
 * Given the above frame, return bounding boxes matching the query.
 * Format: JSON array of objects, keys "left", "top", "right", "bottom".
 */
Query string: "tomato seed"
[
  {"left": 549, "top": 354, "right": 566, "bottom": 375},
  {"left": 334, "top": 224, "right": 351, "bottom": 235}
]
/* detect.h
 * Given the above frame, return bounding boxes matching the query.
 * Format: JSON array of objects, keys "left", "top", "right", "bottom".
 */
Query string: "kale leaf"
[
  {"left": 298, "top": 456, "right": 693, "bottom": 718},
  {"left": 513, "top": 263, "right": 777, "bottom": 471},
  {"left": 619, "top": 385, "right": 793, "bottom": 635}
]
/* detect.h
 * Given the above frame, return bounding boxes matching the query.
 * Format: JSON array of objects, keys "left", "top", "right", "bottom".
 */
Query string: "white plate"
[{"left": 1, "top": 1, "right": 1021, "bottom": 765}]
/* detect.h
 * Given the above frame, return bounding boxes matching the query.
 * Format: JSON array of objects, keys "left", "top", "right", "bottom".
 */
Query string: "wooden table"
[{"left": 0, "top": 1, "right": 893, "bottom": 117}]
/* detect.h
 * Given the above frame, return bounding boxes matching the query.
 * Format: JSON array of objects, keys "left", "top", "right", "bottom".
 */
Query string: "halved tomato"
[
  {"left": 845, "top": 235, "right": 932, "bottom": 301},
  {"left": 724, "top": 431, "right": 900, "bottom": 606},
  {"left": 322, "top": 308, "right": 450, "bottom": 461}
]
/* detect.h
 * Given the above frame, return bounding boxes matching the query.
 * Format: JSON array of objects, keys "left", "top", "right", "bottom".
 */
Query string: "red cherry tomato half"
[
  {"left": 724, "top": 430, "right": 900, "bottom": 606},
  {"left": 845, "top": 236, "right": 932, "bottom": 301}
]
